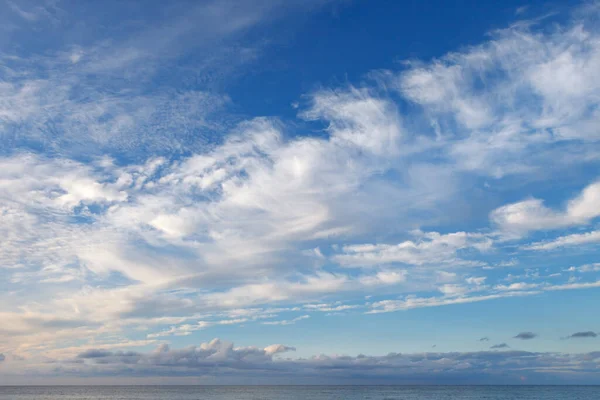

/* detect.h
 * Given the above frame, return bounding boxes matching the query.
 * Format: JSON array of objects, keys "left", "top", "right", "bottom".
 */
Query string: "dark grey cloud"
[
  {"left": 514, "top": 332, "right": 537, "bottom": 340},
  {"left": 566, "top": 331, "right": 598, "bottom": 339},
  {"left": 479, "top": 337, "right": 490, "bottom": 342},
  {"left": 490, "top": 343, "right": 509, "bottom": 349},
  {"left": 77, "top": 349, "right": 115, "bottom": 359},
  {"left": 76, "top": 349, "right": 142, "bottom": 365}
]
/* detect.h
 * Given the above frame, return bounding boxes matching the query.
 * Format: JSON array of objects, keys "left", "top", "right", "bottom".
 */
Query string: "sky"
[{"left": 1, "top": 0, "right": 600, "bottom": 385}]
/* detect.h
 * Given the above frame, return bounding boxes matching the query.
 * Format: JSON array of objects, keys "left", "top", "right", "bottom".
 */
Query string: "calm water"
[{"left": 0, "top": 386, "right": 598, "bottom": 400}]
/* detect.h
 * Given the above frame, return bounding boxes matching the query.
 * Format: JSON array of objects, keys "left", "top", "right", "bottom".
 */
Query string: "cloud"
[
  {"left": 466, "top": 277, "right": 487, "bottom": 285},
  {"left": 0, "top": 0, "right": 340, "bottom": 159},
  {"left": 546, "top": 280, "right": 600, "bottom": 291},
  {"left": 5, "top": 338, "right": 600, "bottom": 384},
  {"left": 490, "top": 343, "right": 509, "bottom": 349},
  {"left": 358, "top": 270, "right": 407, "bottom": 286},
  {"left": 514, "top": 332, "right": 537, "bottom": 340},
  {"left": 494, "top": 282, "right": 540, "bottom": 291},
  {"left": 367, "top": 273, "right": 600, "bottom": 314},
  {"left": 302, "top": 87, "right": 402, "bottom": 156},
  {"left": 77, "top": 349, "right": 114, "bottom": 359},
  {"left": 147, "top": 318, "right": 251, "bottom": 339},
  {"left": 566, "top": 331, "right": 598, "bottom": 339},
  {"left": 264, "top": 344, "right": 297, "bottom": 355},
  {"left": 333, "top": 231, "right": 491, "bottom": 268},
  {"left": 479, "top": 337, "right": 490, "bottom": 342},
  {"left": 392, "top": 7, "right": 600, "bottom": 180},
  {"left": 566, "top": 263, "right": 600, "bottom": 273},
  {"left": 0, "top": 353, "right": 4, "bottom": 362},
  {"left": 525, "top": 230, "right": 600, "bottom": 251},
  {"left": 262, "top": 315, "right": 310, "bottom": 326},
  {"left": 74, "top": 338, "right": 296, "bottom": 369},
  {"left": 2, "top": 0, "right": 600, "bottom": 376},
  {"left": 491, "top": 181, "right": 600, "bottom": 234},
  {"left": 368, "top": 291, "right": 539, "bottom": 313},
  {"left": 4, "top": 0, "right": 56, "bottom": 22},
  {"left": 303, "top": 303, "right": 359, "bottom": 312}
]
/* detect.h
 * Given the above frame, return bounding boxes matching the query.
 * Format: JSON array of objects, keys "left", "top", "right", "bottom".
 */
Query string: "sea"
[{"left": 0, "top": 386, "right": 598, "bottom": 400}]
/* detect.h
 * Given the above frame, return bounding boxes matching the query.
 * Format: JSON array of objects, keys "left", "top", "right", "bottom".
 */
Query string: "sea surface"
[{"left": 0, "top": 386, "right": 598, "bottom": 400}]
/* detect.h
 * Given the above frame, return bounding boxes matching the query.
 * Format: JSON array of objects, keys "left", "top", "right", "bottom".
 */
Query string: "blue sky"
[{"left": 1, "top": 0, "right": 600, "bottom": 385}]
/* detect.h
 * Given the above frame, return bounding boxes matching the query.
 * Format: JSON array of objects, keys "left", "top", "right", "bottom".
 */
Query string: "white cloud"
[
  {"left": 494, "top": 282, "right": 540, "bottom": 291},
  {"left": 465, "top": 276, "right": 486, "bottom": 285},
  {"left": 369, "top": 276, "right": 600, "bottom": 313},
  {"left": 263, "top": 343, "right": 297, "bottom": 355},
  {"left": 566, "top": 263, "right": 600, "bottom": 273},
  {"left": 262, "top": 315, "right": 310, "bottom": 326},
  {"left": 491, "top": 199, "right": 570, "bottom": 233},
  {"left": 491, "top": 180, "right": 600, "bottom": 234},
  {"left": 359, "top": 270, "right": 407, "bottom": 286},
  {"left": 545, "top": 280, "right": 600, "bottom": 291},
  {"left": 438, "top": 284, "right": 470, "bottom": 297},
  {"left": 333, "top": 231, "right": 491, "bottom": 268},
  {"left": 303, "top": 303, "right": 359, "bottom": 312},
  {"left": 368, "top": 291, "right": 540, "bottom": 313},
  {"left": 147, "top": 318, "right": 250, "bottom": 339},
  {"left": 302, "top": 87, "right": 402, "bottom": 155},
  {"left": 525, "top": 230, "right": 600, "bottom": 250},
  {"left": 392, "top": 8, "right": 600, "bottom": 178}
]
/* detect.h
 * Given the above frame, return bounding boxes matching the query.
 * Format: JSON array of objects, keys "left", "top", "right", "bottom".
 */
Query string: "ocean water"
[{"left": 0, "top": 386, "right": 598, "bottom": 400}]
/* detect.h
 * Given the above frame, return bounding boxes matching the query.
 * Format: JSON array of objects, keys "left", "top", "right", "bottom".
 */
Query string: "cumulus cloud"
[
  {"left": 5, "top": 338, "right": 599, "bottom": 385},
  {"left": 514, "top": 332, "right": 537, "bottom": 340},
  {"left": 264, "top": 344, "right": 297, "bottom": 355},
  {"left": 74, "top": 338, "right": 297, "bottom": 372},
  {"left": 491, "top": 181, "right": 600, "bottom": 234}
]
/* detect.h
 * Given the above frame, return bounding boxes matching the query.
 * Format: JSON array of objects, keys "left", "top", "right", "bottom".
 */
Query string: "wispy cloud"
[
  {"left": 262, "top": 315, "right": 310, "bottom": 325},
  {"left": 333, "top": 231, "right": 491, "bottom": 268},
  {"left": 525, "top": 230, "right": 600, "bottom": 251}
]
